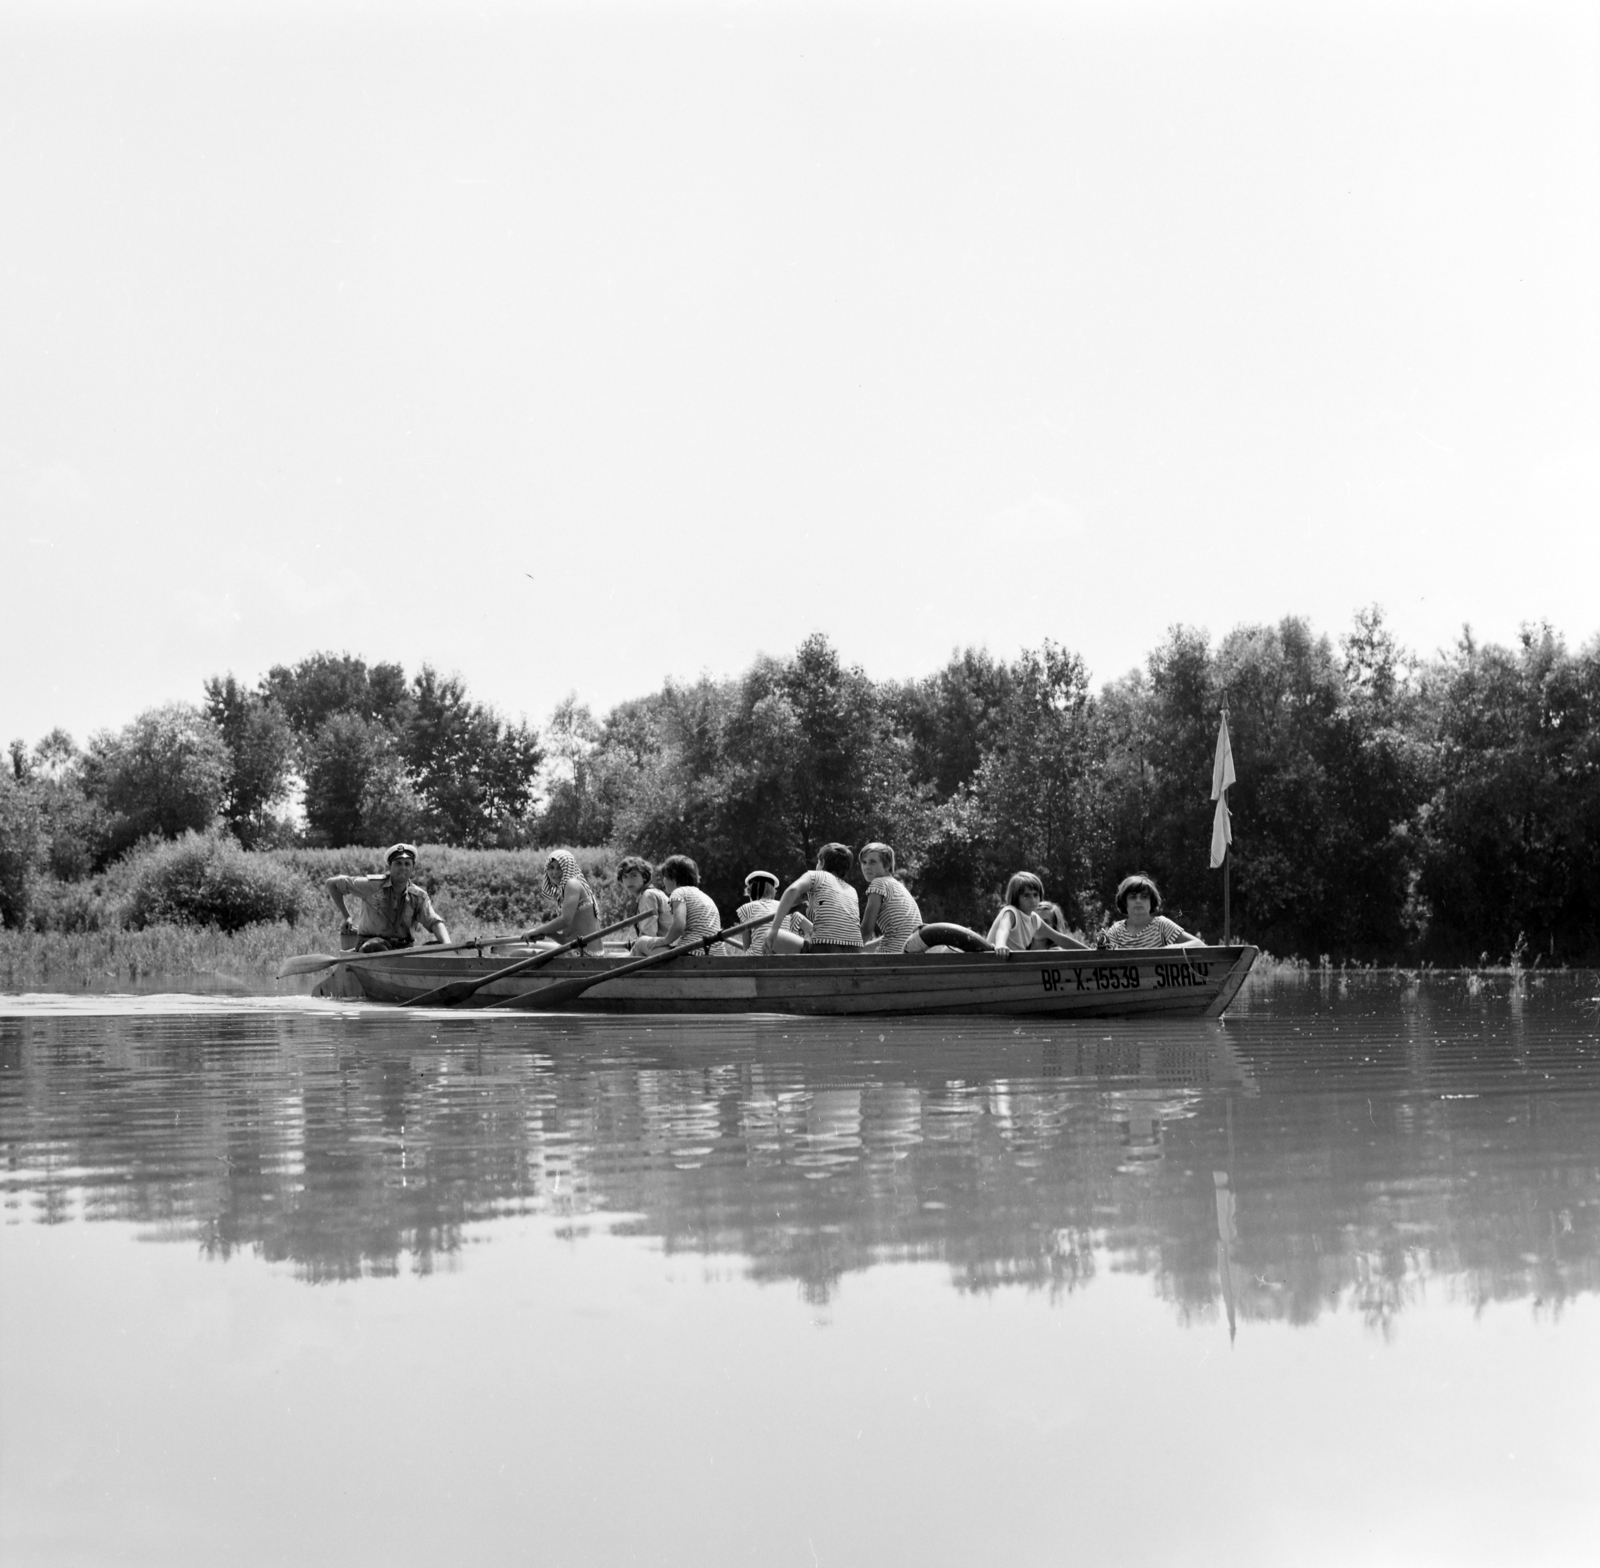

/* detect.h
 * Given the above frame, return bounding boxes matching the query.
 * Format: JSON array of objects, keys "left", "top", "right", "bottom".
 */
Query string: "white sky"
[{"left": 4, "top": 0, "right": 1598, "bottom": 747}]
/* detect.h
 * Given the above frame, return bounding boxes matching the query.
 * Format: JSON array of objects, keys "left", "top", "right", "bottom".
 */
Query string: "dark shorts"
[
  {"left": 800, "top": 938, "right": 863, "bottom": 954},
  {"left": 351, "top": 934, "right": 413, "bottom": 955}
]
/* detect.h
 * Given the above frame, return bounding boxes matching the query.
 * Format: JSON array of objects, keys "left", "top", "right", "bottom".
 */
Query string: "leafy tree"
[
  {"left": 1414, "top": 625, "right": 1600, "bottom": 962},
  {"left": 203, "top": 674, "right": 296, "bottom": 846},
  {"left": 884, "top": 648, "right": 1014, "bottom": 798},
  {"left": 302, "top": 713, "right": 401, "bottom": 847},
  {"left": 401, "top": 666, "right": 543, "bottom": 845},
  {"left": 82, "top": 703, "right": 229, "bottom": 855},
  {"left": 965, "top": 641, "right": 1102, "bottom": 928},
  {"left": 0, "top": 770, "right": 45, "bottom": 926},
  {"left": 261, "top": 653, "right": 410, "bottom": 736}
]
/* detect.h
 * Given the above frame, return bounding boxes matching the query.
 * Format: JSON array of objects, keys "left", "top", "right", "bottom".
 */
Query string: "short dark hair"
[
  {"left": 659, "top": 854, "right": 700, "bottom": 888},
  {"left": 1115, "top": 874, "right": 1163, "bottom": 914},
  {"left": 817, "top": 842, "right": 853, "bottom": 877},
  {"left": 1004, "top": 871, "right": 1044, "bottom": 908},
  {"left": 859, "top": 842, "right": 896, "bottom": 874},
  {"left": 617, "top": 855, "right": 654, "bottom": 884}
]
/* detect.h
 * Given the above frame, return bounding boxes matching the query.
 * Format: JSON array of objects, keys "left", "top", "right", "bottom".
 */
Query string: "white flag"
[
  {"left": 1210, "top": 793, "right": 1232, "bottom": 869},
  {"left": 1209, "top": 711, "right": 1235, "bottom": 869},
  {"left": 1210, "top": 711, "right": 1236, "bottom": 800}
]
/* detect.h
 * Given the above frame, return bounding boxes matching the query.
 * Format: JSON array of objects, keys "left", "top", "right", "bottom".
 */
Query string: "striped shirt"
[
  {"left": 736, "top": 898, "right": 806, "bottom": 955},
  {"left": 1103, "top": 916, "right": 1190, "bottom": 950},
  {"left": 866, "top": 876, "right": 922, "bottom": 954},
  {"left": 669, "top": 885, "right": 722, "bottom": 944},
  {"left": 797, "top": 869, "right": 862, "bottom": 948}
]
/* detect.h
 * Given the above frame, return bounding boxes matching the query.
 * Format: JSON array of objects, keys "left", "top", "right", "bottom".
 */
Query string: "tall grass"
[{"left": 0, "top": 922, "right": 318, "bottom": 991}]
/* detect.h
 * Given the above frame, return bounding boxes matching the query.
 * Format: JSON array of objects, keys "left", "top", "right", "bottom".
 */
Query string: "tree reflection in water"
[{"left": 3, "top": 974, "right": 1598, "bottom": 1329}]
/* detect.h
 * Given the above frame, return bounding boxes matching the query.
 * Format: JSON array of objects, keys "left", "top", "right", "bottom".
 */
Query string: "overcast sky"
[{"left": 4, "top": 0, "right": 1597, "bottom": 747}]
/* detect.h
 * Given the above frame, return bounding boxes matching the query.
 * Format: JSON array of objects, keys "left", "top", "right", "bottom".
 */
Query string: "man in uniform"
[{"left": 324, "top": 843, "right": 452, "bottom": 954}]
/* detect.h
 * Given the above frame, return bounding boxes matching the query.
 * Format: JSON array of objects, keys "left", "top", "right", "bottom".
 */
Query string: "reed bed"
[{"left": 0, "top": 922, "right": 321, "bottom": 992}]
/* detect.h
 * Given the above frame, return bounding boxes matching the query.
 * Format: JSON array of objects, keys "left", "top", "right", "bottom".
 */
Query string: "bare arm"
[
  {"left": 1033, "top": 923, "right": 1090, "bottom": 951},
  {"left": 524, "top": 882, "right": 582, "bottom": 942},
  {"left": 766, "top": 875, "right": 810, "bottom": 947},
  {"left": 860, "top": 890, "right": 883, "bottom": 945},
  {"left": 323, "top": 877, "right": 352, "bottom": 925}
]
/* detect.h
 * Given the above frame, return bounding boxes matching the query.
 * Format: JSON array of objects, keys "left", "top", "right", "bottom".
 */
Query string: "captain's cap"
[{"left": 385, "top": 843, "right": 419, "bottom": 864}]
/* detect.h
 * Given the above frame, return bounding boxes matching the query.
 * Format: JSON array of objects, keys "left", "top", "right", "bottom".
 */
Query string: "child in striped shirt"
[
  {"left": 1098, "top": 874, "right": 1202, "bottom": 949},
  {"left": 858, "top": 842, "right": 923, "bottom": 954}
]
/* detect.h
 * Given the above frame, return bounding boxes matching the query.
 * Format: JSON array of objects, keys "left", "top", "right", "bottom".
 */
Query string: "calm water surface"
[{"left": 3, "top": 974, "right": 1599, "bottom": 1567}]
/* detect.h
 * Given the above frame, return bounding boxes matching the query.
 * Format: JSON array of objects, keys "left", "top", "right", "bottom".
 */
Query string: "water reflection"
[{"left": 3, "top": 976, "right": 1599, "bottom": 1328}]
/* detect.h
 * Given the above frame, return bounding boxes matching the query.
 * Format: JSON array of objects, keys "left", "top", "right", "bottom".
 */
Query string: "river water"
[{"left": 3, "top": 973, "right": 1598, "bottom": 1567}]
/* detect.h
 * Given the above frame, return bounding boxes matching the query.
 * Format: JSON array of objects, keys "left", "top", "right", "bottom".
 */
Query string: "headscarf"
[{"left": 544, "top": 850, "right": 600, "bottom": 917}]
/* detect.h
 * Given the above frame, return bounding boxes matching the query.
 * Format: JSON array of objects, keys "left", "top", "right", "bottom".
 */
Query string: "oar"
[
  {"left": 401, "top": 911, "right": 649, "bottom": 1008},
  {"left": 481, "top": 912, "right": 773, "bottom": 1012},
  {"left": 276, "top": 932, "right": 524, "bottom": 979}
]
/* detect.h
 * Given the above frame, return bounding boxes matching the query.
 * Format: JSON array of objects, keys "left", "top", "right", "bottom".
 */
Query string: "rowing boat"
[{"left": 309, "top": 943, "right": 1258, "bottom": 1017}]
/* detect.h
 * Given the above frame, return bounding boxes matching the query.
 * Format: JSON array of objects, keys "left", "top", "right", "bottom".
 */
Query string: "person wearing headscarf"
[
  {"left": 522, "top": 850, "right": 605, "bottom": 949},
  {"left": 324, "top": 843, "right": 451, "bottom": 954}
]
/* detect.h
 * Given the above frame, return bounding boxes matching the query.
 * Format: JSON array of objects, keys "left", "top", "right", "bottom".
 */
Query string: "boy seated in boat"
[
  {"left": 324, "top": 843, "right": 451, "bottom": 954},
  {"left": 767, "top": 844, "right": 863, "bottom": 954},
  {"left": 1097, "top": 874, "right": 1203, "bottom": 949},
  {"left": 631, "top": 855, "right": 725, "bottom": 956},
  {"left": 520, "top": 850, "right": 607, "bottom": 953},
  {"left": 858, "top": 842, "right": 923, "bottom": 954}
]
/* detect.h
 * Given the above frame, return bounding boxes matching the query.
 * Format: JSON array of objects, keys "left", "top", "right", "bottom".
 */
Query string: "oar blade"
[
  {"left": 275, "top": 954, "right": 341, "bottom": 979},
  {"left": 400, "top": 979, "right": 480, "bottom": 1009}
]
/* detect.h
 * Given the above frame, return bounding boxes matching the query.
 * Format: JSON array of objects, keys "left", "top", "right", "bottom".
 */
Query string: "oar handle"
[
  {"left": 485, "top": 912, "right": 774, "bottom": 1011},
  {"left": 402, "top": 910, "right": 648, "bottom": 1008},
  {"left": 276, "top": 932, "right": 522, "bottom": 979}
]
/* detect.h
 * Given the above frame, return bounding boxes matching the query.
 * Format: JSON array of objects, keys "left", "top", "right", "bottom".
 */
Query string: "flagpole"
[
  {"left": 1223, "top": 827, "right": 1231, "bottom": 946},
  {"left": 1209, "top": 696, "right": 1236, "bottom": 945},
  {"left": 1220, "top": 694, "right": 1232, "bottom": 946}
]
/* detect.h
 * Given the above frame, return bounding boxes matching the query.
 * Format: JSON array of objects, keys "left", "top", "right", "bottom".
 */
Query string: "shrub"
[
  {"left": 124, "top": 832, "right": 313, "bottom": 932},
  {"left": 25, "top": 875, "right": 121, "bottom": 933}
]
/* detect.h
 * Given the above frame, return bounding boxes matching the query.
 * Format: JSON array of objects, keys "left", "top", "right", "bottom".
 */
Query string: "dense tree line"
[{"left": 4, "top": 616, "right": 1599, "bottom": 961}]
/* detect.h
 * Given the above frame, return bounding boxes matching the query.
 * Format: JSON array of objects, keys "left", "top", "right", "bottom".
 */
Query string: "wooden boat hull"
[{"left": 311, "top": 944, "right": 1258, "bottom": 1018}]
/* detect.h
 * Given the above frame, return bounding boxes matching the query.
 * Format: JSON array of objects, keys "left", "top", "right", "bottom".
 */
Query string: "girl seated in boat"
[
  {"left": 734, "top": 870, "right": 812, "bottom": 955},
  {"left": 858, "top": 842, "right": 923, "bottom": 954},
  {"left": 521, "top": 850, "right": 606, "bottom": 951},
  {"left": 902, "top": 873, "right": 1090, "bottom": 954},
  {"left": 617, "top": 855, "right": 672, "bottom": 949},
  {"left": 987, "top": 873, "right": 1092, "bottom": 952},
  {"left": 766, "top": 844, "right": 864, "bottom": 953},
  {"left": 1098, "top": 874, "right": 1202, "bottom": 949},
  {"left": 631, "top": 855, "right": 725, "bottom": 956}
]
